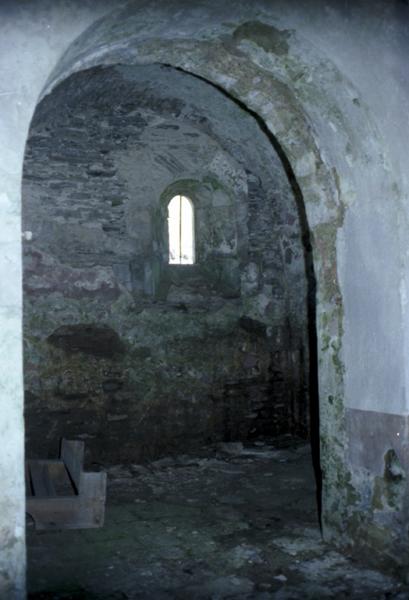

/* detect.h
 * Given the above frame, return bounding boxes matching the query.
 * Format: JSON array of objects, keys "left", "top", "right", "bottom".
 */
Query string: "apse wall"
[{"left": 22, "top": 64, "right": 308, "bottom": 464}]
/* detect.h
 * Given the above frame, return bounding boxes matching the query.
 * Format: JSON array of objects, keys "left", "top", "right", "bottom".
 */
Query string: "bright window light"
[{"left": 168, "top": 195, "right": 195, "bottom": 265}]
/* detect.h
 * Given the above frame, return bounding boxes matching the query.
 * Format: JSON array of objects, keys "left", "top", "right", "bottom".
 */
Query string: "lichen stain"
[{"left": 233, "top": 21, "right": 291, "bottom": 56}]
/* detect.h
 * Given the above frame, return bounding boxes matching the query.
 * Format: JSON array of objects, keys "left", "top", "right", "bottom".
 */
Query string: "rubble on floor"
[{"left": 27, "top": 437, "right": 408, "bottom": 599}]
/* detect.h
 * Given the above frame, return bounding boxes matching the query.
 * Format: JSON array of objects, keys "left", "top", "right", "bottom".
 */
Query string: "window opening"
[{"left": 168, "top": 194, "right": 195, "bottom": 264}]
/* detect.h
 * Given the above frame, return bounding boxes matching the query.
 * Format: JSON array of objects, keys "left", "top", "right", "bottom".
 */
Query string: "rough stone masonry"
[{"left": 23, "top": 64, "right": 309, "bottom": 465}]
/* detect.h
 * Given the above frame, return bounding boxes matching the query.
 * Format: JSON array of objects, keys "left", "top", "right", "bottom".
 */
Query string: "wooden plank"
[
  {"left": 25, "top": 439, "right": 107, "bottom": 530},
  {"left": 26, "top": 495, "right": 104, "bottom": 530},
  {"left": 29, "top": 461, "right": 57, "bottom": 498},
  {"left": 80, "top": 471, "right": 107, "bottom": 499},
  {"left": 61, "top": 439, "right": 84, "bottom": 492},
  {"left": 26, "top": 496, "right": 80, "bottom": 530},
  {"left": 80, "top": 471, "right": 107, "bottom": 527},
  {"left": 50, "top": 462, "right": 76, "bottom": 496}
]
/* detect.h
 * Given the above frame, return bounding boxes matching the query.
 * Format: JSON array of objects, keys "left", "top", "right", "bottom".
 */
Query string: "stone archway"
[
  {"left": 38, "top": 3, "right": 405, "bottom": 564},
  {"left": 2, "top": 2, "right": 404, "bottom": 596},
  {"left": 40, "top": 7, "right": 348, "bottom": 544}
]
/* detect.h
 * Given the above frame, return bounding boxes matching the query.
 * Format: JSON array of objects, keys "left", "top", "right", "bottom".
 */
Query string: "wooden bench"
[{"left": 26, "top": 439, "right": 107, "bottom": 530}]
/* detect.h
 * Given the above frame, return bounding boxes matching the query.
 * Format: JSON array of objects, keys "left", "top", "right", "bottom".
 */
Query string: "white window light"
[{"left": 168, "top": 194, "right": 195, "bottom": 265}]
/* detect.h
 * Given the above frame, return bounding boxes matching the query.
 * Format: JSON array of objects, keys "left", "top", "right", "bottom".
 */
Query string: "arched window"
[{"left": 167, "top": 194, "right": 195, "bottom": 265}]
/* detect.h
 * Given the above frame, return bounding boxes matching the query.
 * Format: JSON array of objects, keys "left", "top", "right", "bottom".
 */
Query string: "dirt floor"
[{"left": 27, "top": 437, "right": 409, "bottom": 599}]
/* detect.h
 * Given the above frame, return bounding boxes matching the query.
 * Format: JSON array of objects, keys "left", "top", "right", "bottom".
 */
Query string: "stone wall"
[{"left": 22, "top": 64, "right": 309, "bottom": 464}]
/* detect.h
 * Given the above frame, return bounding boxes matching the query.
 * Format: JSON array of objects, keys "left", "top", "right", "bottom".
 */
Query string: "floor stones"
[{"left": 27, "top": 437, "right": 406, "bottom": 599}]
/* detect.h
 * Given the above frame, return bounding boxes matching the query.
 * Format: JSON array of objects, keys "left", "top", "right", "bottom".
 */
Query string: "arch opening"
[
  {"left": 22, "top": 62, "right": 322, "bottom": 595},
  {"left": 0, "top": 1, "right": 405, "bottom": 596}
]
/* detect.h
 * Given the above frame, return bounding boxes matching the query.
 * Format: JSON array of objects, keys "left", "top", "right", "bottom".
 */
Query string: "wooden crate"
[{"left": 26, "top": 439, "right": 107, "bottom": 530}]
